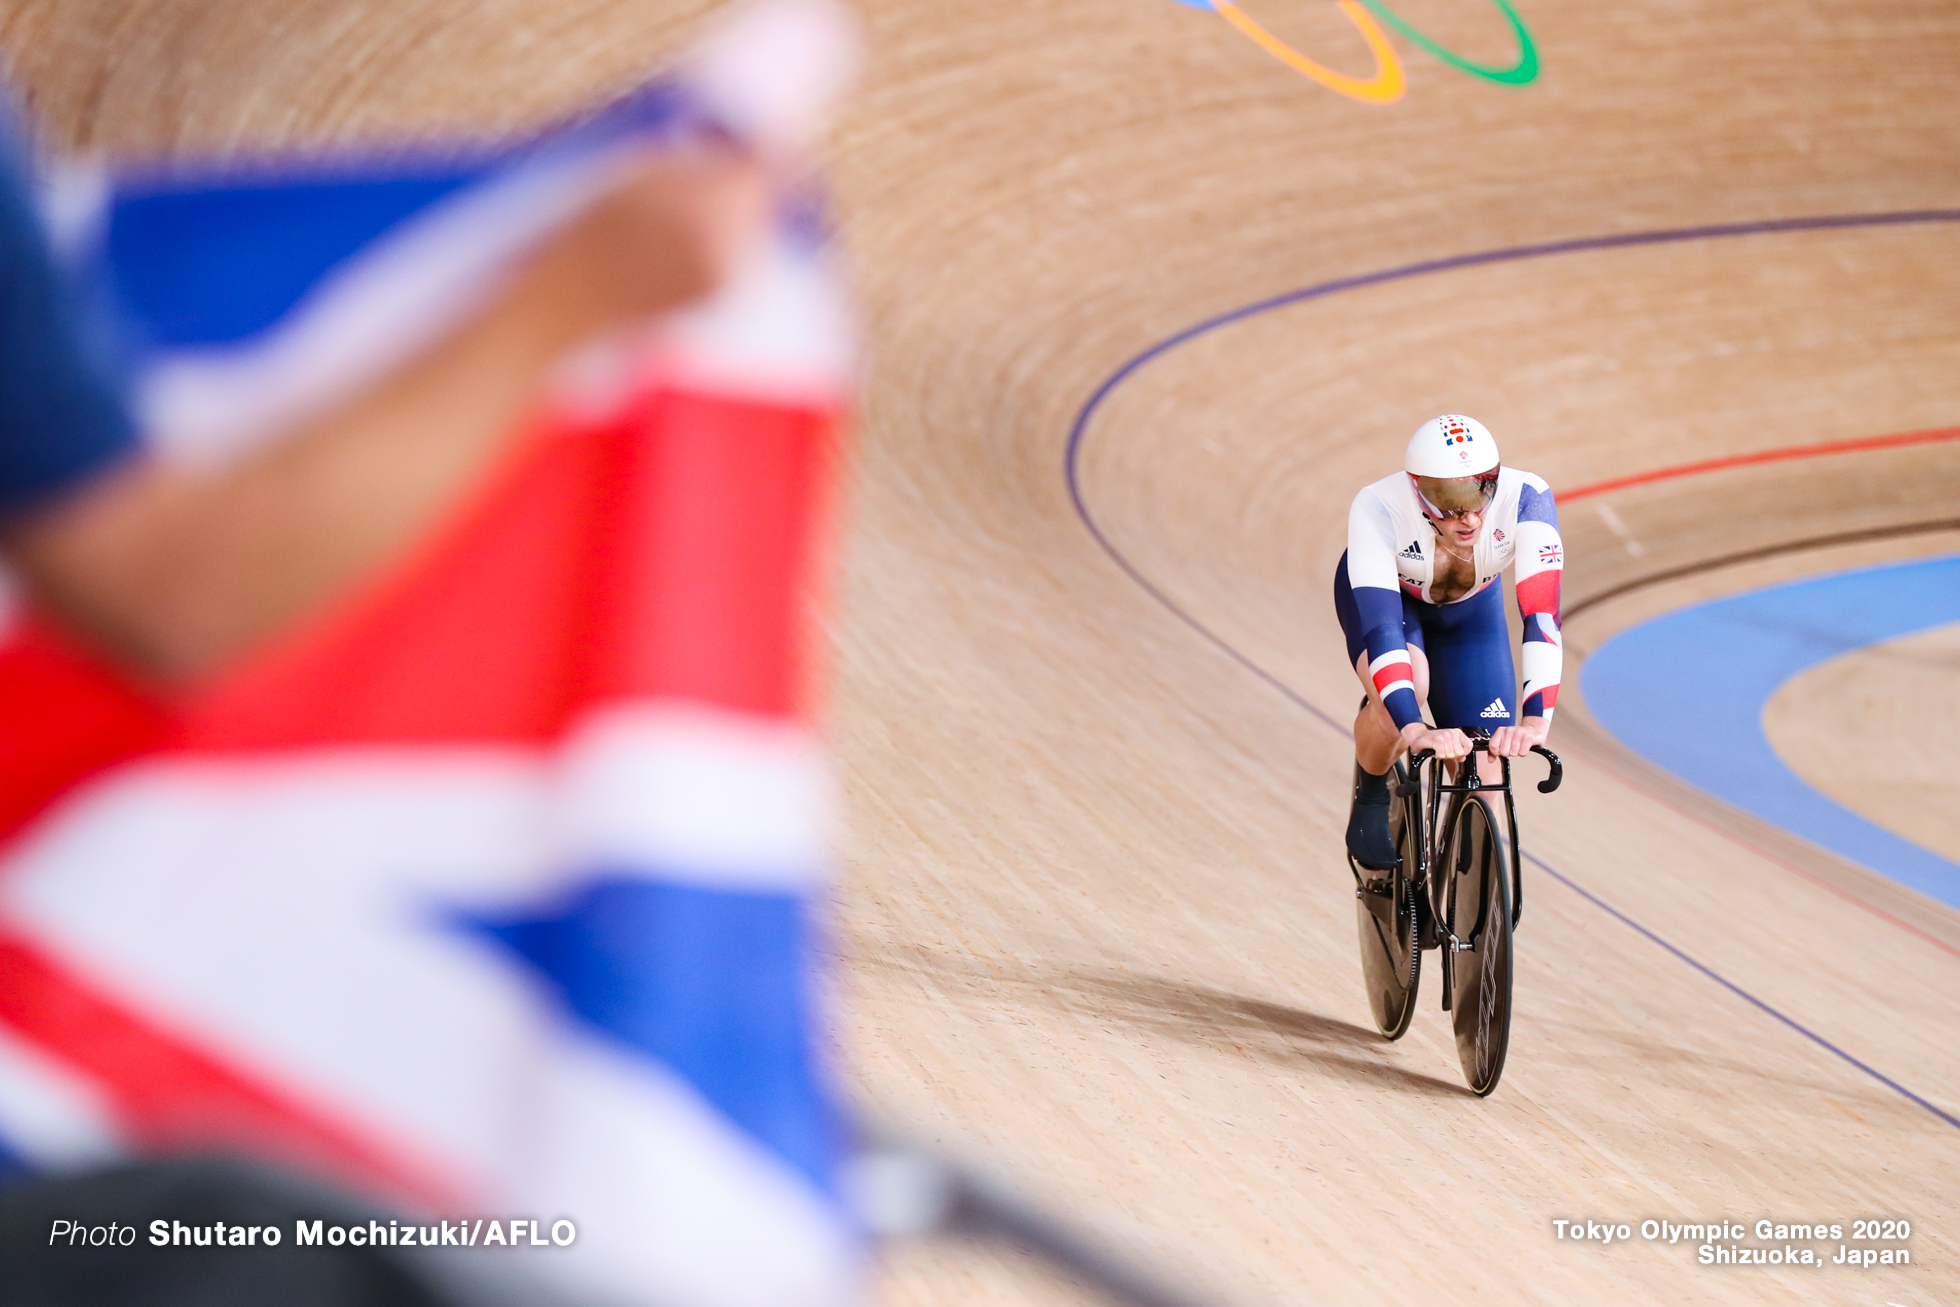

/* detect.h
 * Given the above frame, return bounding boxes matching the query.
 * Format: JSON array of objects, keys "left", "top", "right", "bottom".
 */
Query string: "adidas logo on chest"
[{"left": 1398, "top": 539, "right": 1424, "bottom": 560}]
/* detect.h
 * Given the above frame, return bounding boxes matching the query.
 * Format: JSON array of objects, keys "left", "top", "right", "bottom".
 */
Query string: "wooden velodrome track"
[{"left": 2, "top": 1, "right": 1958, "bottom": 1304}]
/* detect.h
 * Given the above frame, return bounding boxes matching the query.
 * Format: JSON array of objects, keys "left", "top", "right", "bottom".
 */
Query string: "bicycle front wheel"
[{"left": 1445, "top": 794, "right": 1513, "bottom": 1095}]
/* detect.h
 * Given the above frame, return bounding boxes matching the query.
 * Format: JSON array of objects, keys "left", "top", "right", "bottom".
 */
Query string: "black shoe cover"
[{"left": 1346, "top": 791, "right": 1400, "bottom": 870}]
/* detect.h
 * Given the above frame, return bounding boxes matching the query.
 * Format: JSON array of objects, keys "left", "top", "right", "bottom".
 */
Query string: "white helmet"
[{"left": 1405, "top": 414, "right": 1501, "bottom": 518}]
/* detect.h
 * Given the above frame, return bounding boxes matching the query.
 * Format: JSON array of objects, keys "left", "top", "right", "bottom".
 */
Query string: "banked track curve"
[{"left": 1064, "top": 207, "right": 1960, "bottom": 1131}]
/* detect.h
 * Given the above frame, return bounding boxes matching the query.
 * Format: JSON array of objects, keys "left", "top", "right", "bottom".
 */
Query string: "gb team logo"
[{"left": 1439, "top": 415, "right": 1480, "bottom": 465}]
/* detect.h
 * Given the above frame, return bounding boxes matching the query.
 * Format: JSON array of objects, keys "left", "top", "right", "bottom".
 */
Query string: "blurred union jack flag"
[{"left": 0, "top": 5, "right": 859, "bottom": 1305}]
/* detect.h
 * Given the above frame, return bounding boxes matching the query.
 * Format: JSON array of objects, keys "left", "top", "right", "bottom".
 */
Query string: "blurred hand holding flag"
[{"left": 0, "top": 4, "right": 860, "bottom": 1305}]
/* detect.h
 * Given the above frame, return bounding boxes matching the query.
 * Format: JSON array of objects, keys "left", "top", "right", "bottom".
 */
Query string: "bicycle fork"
[{"left": 1414, "top": 749, "right": 1509, "bottom": 1013}]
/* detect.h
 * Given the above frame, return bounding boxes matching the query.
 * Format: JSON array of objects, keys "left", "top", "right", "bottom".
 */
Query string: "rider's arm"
[
  {"left": 1346, "top": 488, "right": 1424, "bottom": 733},
  {"left": 1513, "top": 474, "right": 1562, "bottom": 722}
]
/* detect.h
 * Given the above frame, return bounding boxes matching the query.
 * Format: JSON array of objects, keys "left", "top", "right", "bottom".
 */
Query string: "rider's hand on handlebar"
[
  {"left": 1401, "top": 722, "right": 1473, "bottom": 760},
  {"left": 1488, "top": 715, "right": 1550, "bottom": 758}
]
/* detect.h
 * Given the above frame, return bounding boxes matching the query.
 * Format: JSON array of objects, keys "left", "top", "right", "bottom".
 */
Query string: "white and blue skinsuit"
[{"left": 1333, "top": 467, "right": 1564, "bottom": 731}]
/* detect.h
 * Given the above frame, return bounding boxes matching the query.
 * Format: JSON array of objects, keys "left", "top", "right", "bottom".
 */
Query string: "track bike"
[{"left": 1350, "top": 733, "right": 1561, "bottom": 1095}]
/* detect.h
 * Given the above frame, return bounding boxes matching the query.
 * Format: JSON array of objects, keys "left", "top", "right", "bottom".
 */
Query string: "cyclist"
[{"left": 1335, "top": 414, "right": 1563, "bottom": 869}]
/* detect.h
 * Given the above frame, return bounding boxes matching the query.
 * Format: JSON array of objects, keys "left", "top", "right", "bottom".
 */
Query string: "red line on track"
[{"left": 1562, "top": 424, "right": 1960, "bottom": 503}]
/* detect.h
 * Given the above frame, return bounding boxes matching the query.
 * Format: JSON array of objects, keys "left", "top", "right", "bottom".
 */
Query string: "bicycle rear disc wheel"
[
  {"left": 1354, "top": 762, "right": 1420, "bottom": 1039},
  {"left": 1446, "top": 795, "right": 1513, "bottom": 1095}
]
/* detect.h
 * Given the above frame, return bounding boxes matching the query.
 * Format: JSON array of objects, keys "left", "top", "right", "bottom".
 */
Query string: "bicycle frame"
[{"left": 1399, "top": 738, "right": 1560, "bottom": 1005}]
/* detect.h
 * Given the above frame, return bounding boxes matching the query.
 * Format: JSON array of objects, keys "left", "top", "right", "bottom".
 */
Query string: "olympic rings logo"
[{"left": 1165, "top": 0, "right": 1539, "bottom": 104}]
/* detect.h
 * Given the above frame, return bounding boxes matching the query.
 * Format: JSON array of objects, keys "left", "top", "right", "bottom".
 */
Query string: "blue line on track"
[{"left": 1062, "top": 208, "right": 1960, "bottom": 1130}]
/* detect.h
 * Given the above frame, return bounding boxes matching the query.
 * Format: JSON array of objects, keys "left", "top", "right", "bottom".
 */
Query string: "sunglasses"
[{"left": 1411, "top": 470, "right": 1499, "bottom": 521}]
